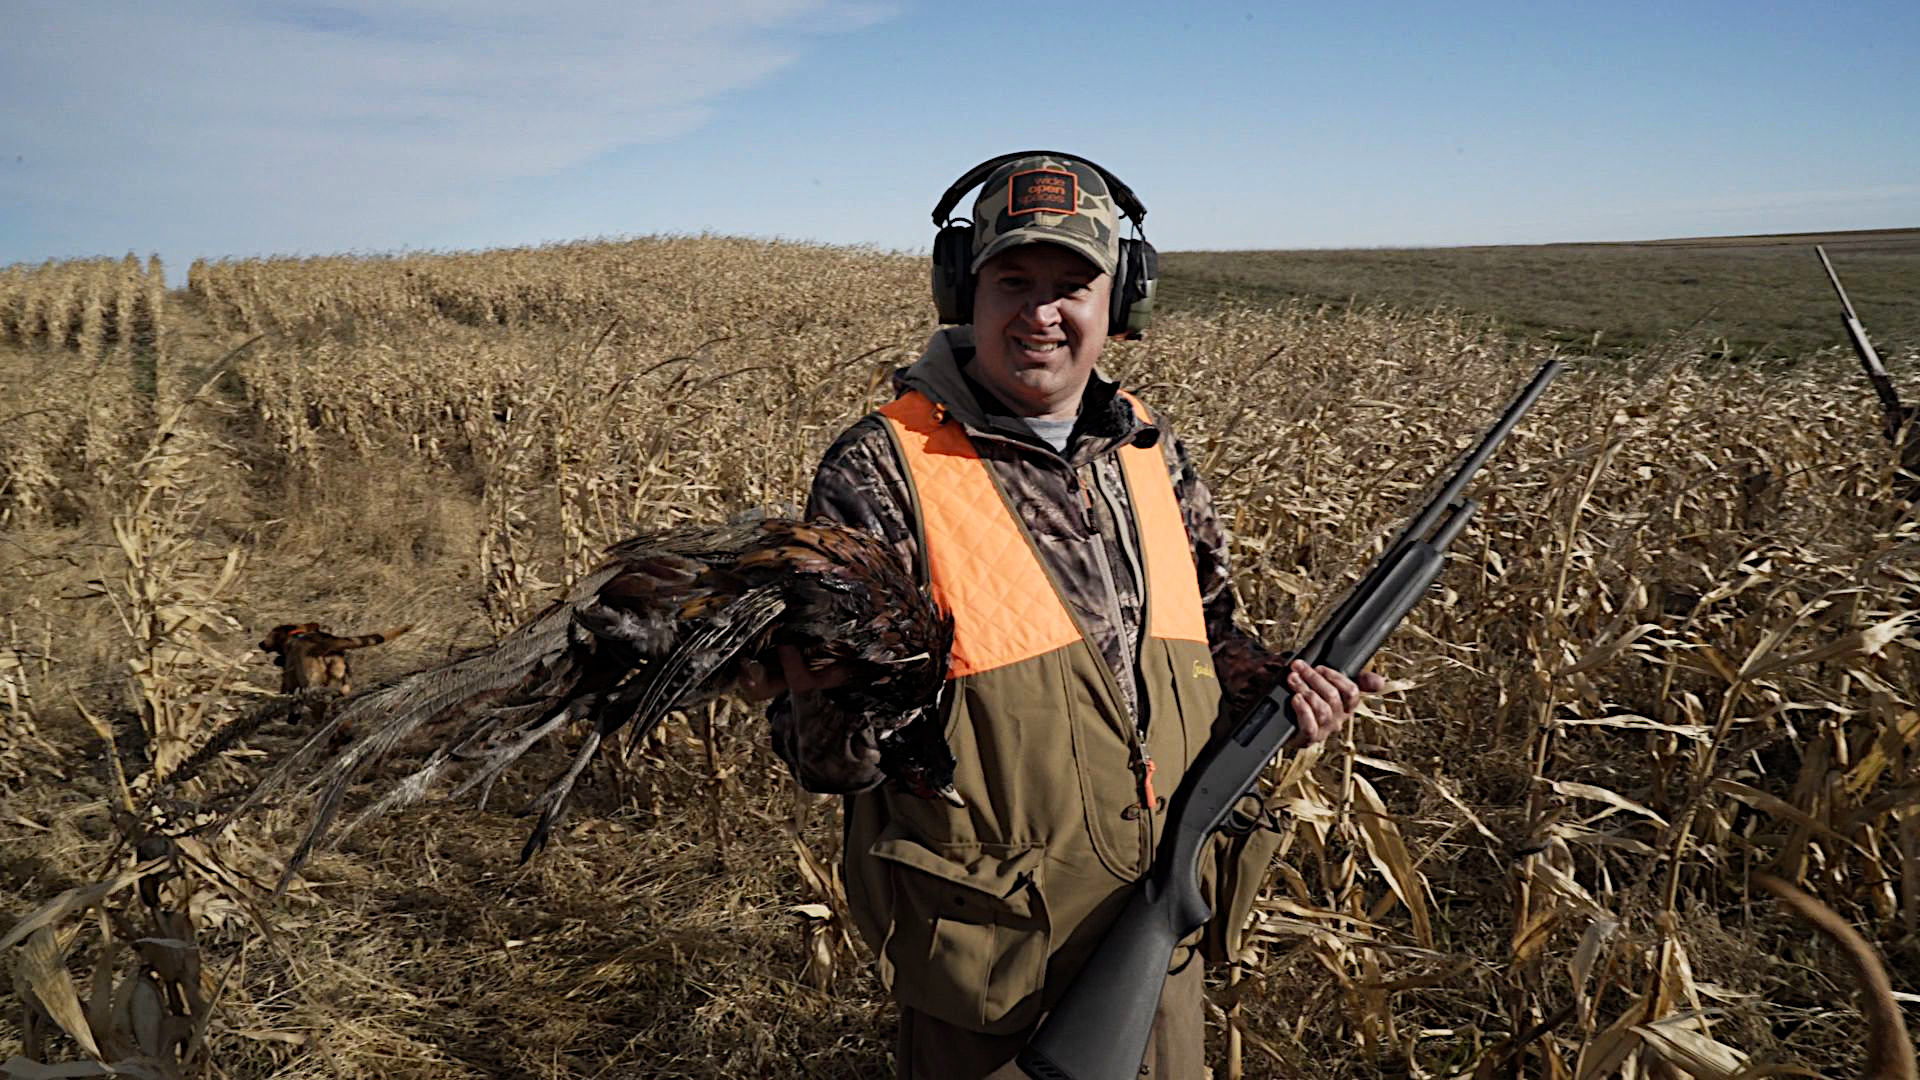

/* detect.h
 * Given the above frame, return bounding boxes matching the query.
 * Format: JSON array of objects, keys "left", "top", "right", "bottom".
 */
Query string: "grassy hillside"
[{"left": 1159, "top": 228, "right": 1920, "bottom": 362}]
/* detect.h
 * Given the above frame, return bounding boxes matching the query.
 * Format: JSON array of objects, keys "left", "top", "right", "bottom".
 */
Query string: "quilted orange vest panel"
[{"left": 878, "top": 390, "right": 1205, "bottom": 676}]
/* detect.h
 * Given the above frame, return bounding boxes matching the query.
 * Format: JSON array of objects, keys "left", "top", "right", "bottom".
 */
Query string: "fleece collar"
[{"left": 891, "top": 327, "right": 1159, "bottom": 463}]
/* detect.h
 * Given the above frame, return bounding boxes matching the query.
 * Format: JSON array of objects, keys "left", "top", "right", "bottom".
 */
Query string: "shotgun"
[
  {"left": 1017, "top": 358, "right": 1562, "bottom": 1080},
  {"left": 1817, "top": 244, "right": 1914, "bottom": 444}
]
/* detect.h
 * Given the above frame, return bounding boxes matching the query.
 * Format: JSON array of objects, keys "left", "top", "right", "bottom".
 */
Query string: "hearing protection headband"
[{"left": 929, "top": 150, "right": 1157, "bottom": 339}]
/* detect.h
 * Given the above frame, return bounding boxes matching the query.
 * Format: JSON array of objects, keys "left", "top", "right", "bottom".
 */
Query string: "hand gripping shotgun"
[{"left": 1017, "top": 358, "right": 1562, "bottom": 1080}]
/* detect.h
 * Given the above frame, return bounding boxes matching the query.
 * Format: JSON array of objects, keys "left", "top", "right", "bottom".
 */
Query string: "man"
[{"left": 772, "top": 153, "right": 1381, "bottom": 1078}]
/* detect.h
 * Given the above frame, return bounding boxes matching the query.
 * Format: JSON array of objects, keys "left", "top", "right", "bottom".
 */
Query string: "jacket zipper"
[
  {"left": 1089, "top": 456, "right": 1151, "bottom": 732},
  {"left": 1071, "top": 466, "right": 1137, "bottom": 725},
  {"left": 1073, "top": 448, "right": 1158, "bottom": 862},
  {"left": 955, "top": 421, "right": 1160, "bottom": 865},
  {"left": 1090, "top": 454, "right": 1161, "bottom": 859}
]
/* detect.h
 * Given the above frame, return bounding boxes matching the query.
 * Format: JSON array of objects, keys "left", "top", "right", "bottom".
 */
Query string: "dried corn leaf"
[
  {"left": 173, "top": 836, "right": 268, "bottom": 908},
  {"left": 1351, "top": 774, "right": 1433, "bottom": 947},
  {"left": 1527, "top": 843, "right": 1606, "bottom": 917},
  {"left": 1512, "top": 904, "right": 1560, "bottom": 965},
  {"left": 1739, "top": 612, "right": 1914, "bottom": 681},
  {"left": 1557, "top": 713, "right": 1711, "bottom": 740},
  {"left": 1710, "top": 779, "right": 1867, "bottom": 853},
  {"left": 0, "top": 862, "right": 162, "bottom": 951},
  {"left": 1555, "top": 823, "right": 1658, "bottom": 856},
  {"left": 224, "top": 1029, "right": 306, "bottom": 1046},
  {"left": 1250, "top": 916, "right": 1443, "bottom": 962},
  {"left": 1695, "top": 645, "right": 1741, "bottom": 684},
  {"left": 1552, "top": 780, "right": 1669, "bottom": 827},
  {"left": 1270, "top": 748, "right": 1331, "bottom": 807},
  {"left": 1552, "top": 623, "right": 1663, "bottom": 677},
  {"left": 1274, "top": 792, "right": 1339, "bottom": 826},
  {"left": 1263, "top": 568, "right": 1314, "bottom": 598},
  {"left": 1575, "top": 995, "right": 1648, "bottom": 1080},
  {"left": 15, "top": 928, "right": 101, "bottom": 1058},
  {"left": 1845, "top": 708, "right": 1920, "bottom": 799},
  {"left": 1545, "top": 1043, "right": 1572, "bottom": 1080},
  {"left": 1254, "top": 897, "right": 1389, "bottom": 932},
  {"left": 1357, "top": 753, "right": 1499, "bottom": 843},
  {"left": 1698, "top": 557, "right": 1774, "bottom": 608},
  {"left": 1632, "top": 1015, "right": 1748, "bottom": 1080},
  {"left": 1570, "top": 914, "right": 1620, "bottom": 1003},
  {"left": 83, "top": 913, "right": 117, "bottom": 1061},
  {"left": 1657, "top": 932, "right": 1703, "bottom": 1019}
]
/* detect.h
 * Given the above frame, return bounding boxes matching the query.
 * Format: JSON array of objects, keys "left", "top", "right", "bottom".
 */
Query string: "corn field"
[
  {"left": 1, "top": 238, "right": 1916, "bottom": 1078},
  {"left": 0, "top": 256, "right": 168, "bottom": 525}
]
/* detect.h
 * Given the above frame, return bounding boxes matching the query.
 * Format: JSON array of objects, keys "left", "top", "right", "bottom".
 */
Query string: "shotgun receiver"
[
  {"left": 1817, "top": 244, "right": 1914, "bottom": 443},
  {"left": 1016, "top": 359, "right": 1562, "bottom": 1080}
]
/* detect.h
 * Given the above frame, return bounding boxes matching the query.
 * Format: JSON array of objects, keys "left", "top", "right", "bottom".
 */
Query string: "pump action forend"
[
  {"left": 1818, "top": 244, "right": 1913, "bottom": 442},
  {"left": 1016, "top": 358, "right": 1562, "bottom": 1080}
]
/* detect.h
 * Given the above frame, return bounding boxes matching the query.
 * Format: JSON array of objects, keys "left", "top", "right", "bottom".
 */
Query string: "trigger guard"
[{"left": 1221, "top": 793, "right": 1266, "bottom": 837}]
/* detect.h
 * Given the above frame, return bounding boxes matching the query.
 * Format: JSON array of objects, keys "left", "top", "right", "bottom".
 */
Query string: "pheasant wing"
[{"left": 517, "top": 584, "right": 787, "bottom": 860}]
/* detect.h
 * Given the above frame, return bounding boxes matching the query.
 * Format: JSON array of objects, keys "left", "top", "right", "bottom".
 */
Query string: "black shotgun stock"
[
  {"left": 1016, "top": 359, "right": 1562, "bottom": 1080},
  {"left": 1817, "top": 244, "right": 1913, "bottom": 443}
]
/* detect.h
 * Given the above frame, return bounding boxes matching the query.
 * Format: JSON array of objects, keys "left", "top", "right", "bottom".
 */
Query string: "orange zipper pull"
[{"left": 1132, "top": 751, "right": 1158, "bottom": 813}]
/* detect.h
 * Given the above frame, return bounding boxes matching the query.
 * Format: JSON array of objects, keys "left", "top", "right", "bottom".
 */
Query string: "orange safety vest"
[
  {"left": 845, "top": 388, "right": 1225, "bottom": 1036},
  {"left": 877, "top": 390, "right": 1207, "bottom": 678}
]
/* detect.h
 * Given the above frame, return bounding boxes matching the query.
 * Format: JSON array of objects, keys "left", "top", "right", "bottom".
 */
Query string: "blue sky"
[{"left": 3, "top": 1, "right": 1916, "bottom": 276}]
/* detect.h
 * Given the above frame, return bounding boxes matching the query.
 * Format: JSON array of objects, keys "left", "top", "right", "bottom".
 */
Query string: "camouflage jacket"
[{"left": 772, "top": 326, "right": 1289, "bottom": 792}]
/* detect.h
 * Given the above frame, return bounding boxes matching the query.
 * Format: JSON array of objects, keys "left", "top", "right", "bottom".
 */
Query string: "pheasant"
[{"left": 241, "top": 517, "right": 956, "bottom": 882}]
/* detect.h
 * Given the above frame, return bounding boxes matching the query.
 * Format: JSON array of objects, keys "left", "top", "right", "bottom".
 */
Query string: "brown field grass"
[
  {"left": 2, "top": 236, "right": 1918, "bottom": 1078},
  {"left": 1159, "top": 227, "right": 1920, "bottom": 363}
]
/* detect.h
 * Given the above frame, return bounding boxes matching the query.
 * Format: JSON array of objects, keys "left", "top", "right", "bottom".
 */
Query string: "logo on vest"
[{"left": 1192, "top": 661, "right": 1215, "bottom": 680}]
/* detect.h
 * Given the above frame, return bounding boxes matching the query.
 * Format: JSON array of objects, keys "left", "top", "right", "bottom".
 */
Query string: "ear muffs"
[
  {"left": 930, "top": 151, "right": 1156, "bottom": 339},
  {"left": 931, "top": 220, "right": 977, "bottom": 325},
  {"left": 1110, "top": 236, "right": 1157, "bottom": 340}
]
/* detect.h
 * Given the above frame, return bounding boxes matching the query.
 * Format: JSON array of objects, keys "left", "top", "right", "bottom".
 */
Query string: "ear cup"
[
  {"left": 930, "top": 224, "right": 975, "bottom": 325},
  {"left": 1109, "top": 238, "right": 1158, "bottom": 339},
  {"left": 1106, "top": 237, "right": 1132, "bottom": 337}
]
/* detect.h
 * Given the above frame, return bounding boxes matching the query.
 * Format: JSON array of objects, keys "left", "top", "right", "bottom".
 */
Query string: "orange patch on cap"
[{"left": 1008, "top": 168, "right": 1077, "bottom": 216}]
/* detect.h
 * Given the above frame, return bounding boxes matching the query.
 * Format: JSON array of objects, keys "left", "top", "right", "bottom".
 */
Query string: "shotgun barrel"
[{"left": 1817, "top": 244, "right": 1911, "bottom": 440}]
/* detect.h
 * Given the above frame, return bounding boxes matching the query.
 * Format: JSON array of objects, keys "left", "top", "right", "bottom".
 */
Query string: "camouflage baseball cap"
[{"left": 969, "top": 154, "right": 1121, "bottom": 276}]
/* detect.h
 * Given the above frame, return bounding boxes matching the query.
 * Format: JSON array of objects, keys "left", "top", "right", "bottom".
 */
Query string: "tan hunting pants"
[{"left": 894, "top": 956, "right": 1207, "bottom": 1079}]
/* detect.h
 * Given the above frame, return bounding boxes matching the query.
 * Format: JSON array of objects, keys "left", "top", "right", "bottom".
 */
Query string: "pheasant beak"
[{"left": 937, "top": 783, "right": 966, "bottom": 808}]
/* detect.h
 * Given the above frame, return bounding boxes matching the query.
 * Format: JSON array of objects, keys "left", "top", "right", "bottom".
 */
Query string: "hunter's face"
[{"left": 970, "top": 243, "right": 1111, "bottom": 420}]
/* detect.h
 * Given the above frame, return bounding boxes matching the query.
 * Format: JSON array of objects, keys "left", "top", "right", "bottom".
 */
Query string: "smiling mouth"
[{"left": 1016, "top": 340, "right": 1065, "bottom": 357}]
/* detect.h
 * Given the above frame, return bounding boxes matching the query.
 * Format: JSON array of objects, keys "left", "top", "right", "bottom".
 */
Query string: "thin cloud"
[{"left": 0, "top": 0, "right": 893, "bottom": 264}]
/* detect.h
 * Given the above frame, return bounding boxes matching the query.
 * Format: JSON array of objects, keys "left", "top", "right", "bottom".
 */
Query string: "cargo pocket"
[{"left": 870, "top": 832, "right": 1049, "bottom": 1035}]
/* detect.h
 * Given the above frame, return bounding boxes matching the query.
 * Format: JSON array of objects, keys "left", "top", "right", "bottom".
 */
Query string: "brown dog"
[{"left": 259, "top": 622, "right": 411, "bottom": 695}]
